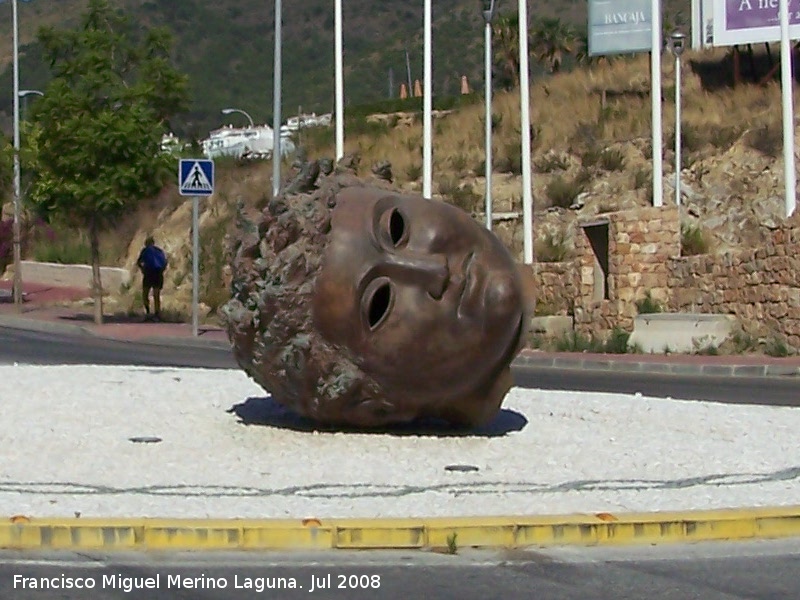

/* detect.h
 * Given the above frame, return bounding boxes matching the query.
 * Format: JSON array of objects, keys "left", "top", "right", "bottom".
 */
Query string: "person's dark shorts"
[{"left": 143, "top": 270, "right": 164, "bottom": 290}]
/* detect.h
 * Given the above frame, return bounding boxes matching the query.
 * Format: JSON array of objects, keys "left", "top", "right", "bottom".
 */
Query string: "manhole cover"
[
  {"left": 128, "top": 436, "right": 162, "bottom": 444},
  {"left": 444, "top": 464, "right": 479, "bottom": 473}
]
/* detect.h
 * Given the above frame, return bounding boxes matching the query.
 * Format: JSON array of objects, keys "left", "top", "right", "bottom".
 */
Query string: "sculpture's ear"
[{"left": 515, "top": 262, "right": 535, "bottom": 353}]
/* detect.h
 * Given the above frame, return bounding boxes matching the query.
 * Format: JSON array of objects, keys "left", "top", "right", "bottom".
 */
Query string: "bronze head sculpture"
[{"left": 222, "top": 170, "right": 525, "bottom": 429}]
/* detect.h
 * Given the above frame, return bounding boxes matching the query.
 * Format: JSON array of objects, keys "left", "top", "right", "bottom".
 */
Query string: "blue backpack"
[{"left": 142, "top": 246, "right": 167, "bottom": 271}]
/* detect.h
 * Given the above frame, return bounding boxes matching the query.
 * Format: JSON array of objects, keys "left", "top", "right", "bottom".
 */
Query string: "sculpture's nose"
[{"left": 384, "top": 252, "right": 449, "bottom": 298}]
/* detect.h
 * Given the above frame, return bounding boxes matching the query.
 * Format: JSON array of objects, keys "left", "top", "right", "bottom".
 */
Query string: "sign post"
[
  {"left": 712, "top": 0, "right": 797, "bottom": 217},
  {"left": 178, "top": 159, "right": 215, "bottom": 337},
  {"left": 588, "top": 0, "right": 662, "bottom": 208}
]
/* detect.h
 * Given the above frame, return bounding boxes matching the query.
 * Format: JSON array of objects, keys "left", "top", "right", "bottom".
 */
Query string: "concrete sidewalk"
[{"left": 2, "top": 280, "right": 800, "bottom": 377}]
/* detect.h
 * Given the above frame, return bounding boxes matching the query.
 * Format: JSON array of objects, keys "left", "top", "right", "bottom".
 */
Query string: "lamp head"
[
  {"left": 669, "top": 31, "right": 686, "bottom": 56},
  {"left": 481, "top": 0, "right": 497, "bottom": 24}
]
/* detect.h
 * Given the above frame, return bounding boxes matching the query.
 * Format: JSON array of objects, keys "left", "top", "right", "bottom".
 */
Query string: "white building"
[
  {"left": 280, "top": 112, "right": 333, "bottom": 136},
  {"left": 160, "top": 132, "right": 183, "bottom": 155},
  {"left": 201, "top": 124, "right": 295, "bottom": 160}
]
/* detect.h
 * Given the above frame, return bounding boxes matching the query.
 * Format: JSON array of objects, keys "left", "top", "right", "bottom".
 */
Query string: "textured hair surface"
[{"left": 221, "top": 173, "right": 395, "bottom": 425}]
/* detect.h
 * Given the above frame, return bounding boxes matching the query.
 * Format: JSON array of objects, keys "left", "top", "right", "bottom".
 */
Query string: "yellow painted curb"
[{"left": 2, "top": 507, "right": 800, "bottom": 551}]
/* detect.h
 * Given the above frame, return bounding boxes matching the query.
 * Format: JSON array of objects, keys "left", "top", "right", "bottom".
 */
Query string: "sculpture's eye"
[
  {"left": 387, "top": 208, "right": 408, "bottom": 247},
  {"left": 362, "top": 278, "right": 394, "bottom": 331}
]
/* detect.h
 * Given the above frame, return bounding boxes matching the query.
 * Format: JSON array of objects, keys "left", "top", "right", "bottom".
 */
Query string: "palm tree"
[
  {"left": 530, "top": 17, "right": 577, "bottom": 74},
  {"left": 492, "top": 13, "right": 523, "bottom": 90},
  {"left": 574, "top": 25, "right": 612, "bottom": 68}
]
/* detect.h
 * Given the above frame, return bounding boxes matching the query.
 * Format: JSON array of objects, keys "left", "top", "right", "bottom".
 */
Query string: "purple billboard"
[{"left": 714, "top": 0, "right": 800, "bottom": 45}]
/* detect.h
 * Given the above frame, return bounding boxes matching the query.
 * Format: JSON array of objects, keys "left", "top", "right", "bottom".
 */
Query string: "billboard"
[
  {"left": 692, "top": 0, "right": 716, "bottom": 47},
  {"left": 588, "top": 0, "right": 654, "bottom": 56},
  {"left": 712, "top": 0, "right": 800, "bottom": 45}
]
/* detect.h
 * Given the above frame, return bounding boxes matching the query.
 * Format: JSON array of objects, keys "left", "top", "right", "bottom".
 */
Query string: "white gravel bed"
[{"left": 1, "top": 365, "right": 798, "bottom": 519}]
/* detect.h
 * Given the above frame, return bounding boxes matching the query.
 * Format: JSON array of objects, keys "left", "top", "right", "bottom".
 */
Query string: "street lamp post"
[
  {"left": 779, "top": 0, "right": 796, "bottom": 218},
  {"left": 272, "top": 0, "right": 282, "bottom": 199},
  {"left": 220, "top": 107, "right": 255, "bottom": 129},
  {"left": 668, "top": 31, "right": 686, "bottom": 207},
  {"left": 12, "top": 89, "right": 44, "bottom": 307},
  {"left": 334, "top": 0, "right": 344, "bottom": 160},
  {"left": 11, "top": 0, "right": 22, "bottom": 308},
  {"left": 422, "top": 0, "right": 433, "bottom": 199},
  {"left": 518, "top": 0, "right": 533, "bottom": 264},
  {"left": 19, "top": 89, "right": 44, "bottom": 122},
  {"left": 482, "top": 0, "right": 497, "bottom": 231}
]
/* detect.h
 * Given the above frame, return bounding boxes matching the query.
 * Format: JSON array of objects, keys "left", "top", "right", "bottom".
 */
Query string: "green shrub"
[
  {"left": 707, "top": 125, "right": 742, "bottom": 150},
  {"left": 745, "top": 123, "right": 781, "bottom": 158},
  {"left": 580, "top": 146, "right": 602, "bottom": 168},
  {"left": 765, "top": 336, "right": 790, "bottom": 357},
  {"left": 479, "top": 112, "right": 503, "bottom": 131},
  {"left": 573, "top": 166, "right": 593, "bottom": 187},
  {"left": 555, "top": 331, "right": 604, "bottom": 353},
  {"left": 496, "top": 140, "right": 522, "bottom": 174},
  {"left": 199, "top": 219, "right": 230, "bottom": 313},
  {"left": 535, "top": 230, "right": 571, "bottom": 262},
  {"left": 0, "top": 218, "right": 12, "bottom": 275},
  {"left": 302, "top": 125, "right": 335, "bottom": 153},
  {"left": 635, "top": 291, "right": 663, "bottom": 314},
  {"left": 449, "top": 152, "right": 468, "bottom": 173},
  {"left": 731, "top": 331, "right": 758, "bottom": 353},
  {"left": 604, "top": 327, "right": 631, "bottom": 354},
  {"left": 404, "top": 135, "right": 421, "bottom": 153},
  {"left": 32, "top": 230, "right": 92, "bottom": 264},
  {"left": 437, "top": 176, "right": 479, "bottom": 213},
  {"left": 695, "top": 343, "right": 719, "bottom": 355},
  {"left": 405, "top": 163, "right": 422, "bottom": 182},
  {"left": 681, "top": 223, "right": 711, "bottom": 256},
  {"left": 632, "top": 167, "right": 650, "bottom": 189},
  {"left": 534, "top": 152, "right": 569, "bottom": 173},
  {"left": 546, "top": 175, "right": 585, "bottom": 208},
  {"left": 598, "top": 148, "right": 626, "bottom": 172}
]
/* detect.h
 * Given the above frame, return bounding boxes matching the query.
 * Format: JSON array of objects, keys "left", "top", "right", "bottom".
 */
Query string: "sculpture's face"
[{"left": 312, "top": 186, "right": 524, "bottom": 408}]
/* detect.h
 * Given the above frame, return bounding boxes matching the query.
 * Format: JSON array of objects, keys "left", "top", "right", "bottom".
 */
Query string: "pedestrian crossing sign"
[{"left": 179, "top": 159, "right": 214, "bottom": 196}]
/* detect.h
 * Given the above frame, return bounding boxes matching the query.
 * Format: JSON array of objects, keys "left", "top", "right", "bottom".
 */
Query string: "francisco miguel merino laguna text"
[{"left": 13, "top": 572, "right": 382, "bottom": 593}]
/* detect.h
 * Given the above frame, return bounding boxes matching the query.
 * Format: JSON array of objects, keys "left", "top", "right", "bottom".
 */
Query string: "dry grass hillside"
[{"left": 17, "top": 46, "right": 799, "bottom": 324}]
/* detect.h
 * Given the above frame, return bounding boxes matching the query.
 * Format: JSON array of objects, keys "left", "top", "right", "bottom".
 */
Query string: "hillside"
[
  {"left": 4, "top": 45, "right": 771, "bottom": 326},
  {"left": 0, "top": 0, "right": 691, "bottom": 139}
]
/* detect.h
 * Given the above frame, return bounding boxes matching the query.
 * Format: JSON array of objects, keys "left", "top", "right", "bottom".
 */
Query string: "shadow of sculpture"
[{"left": 228, "top": 396, "right": 528, "bottom": 438}]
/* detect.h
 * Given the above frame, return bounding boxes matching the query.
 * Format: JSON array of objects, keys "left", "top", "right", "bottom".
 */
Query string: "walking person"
[{"left": 137, "top": 236, "right": 168, "bottom": 322}]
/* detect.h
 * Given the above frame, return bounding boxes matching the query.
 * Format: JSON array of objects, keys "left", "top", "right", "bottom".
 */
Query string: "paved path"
[{"left": 2, "top": 280, "right": 799, "bottom": 376}]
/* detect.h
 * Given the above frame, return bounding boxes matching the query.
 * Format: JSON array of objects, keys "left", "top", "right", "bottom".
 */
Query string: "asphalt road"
[
  {"left": 3, "top": 540, "right": 800, "bottom": 599},
  {"left": 1, "top": 325, "right": 798, "bottom": 407},
  {"left": 0, "top": 326, "right": 236, "bottom": 369}
]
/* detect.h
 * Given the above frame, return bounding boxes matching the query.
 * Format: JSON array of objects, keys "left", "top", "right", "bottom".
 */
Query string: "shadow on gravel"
[{"left": 229, "top": 396, "right": 528, "bottom": 437}]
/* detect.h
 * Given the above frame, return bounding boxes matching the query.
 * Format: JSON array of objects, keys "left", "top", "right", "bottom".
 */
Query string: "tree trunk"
[{"left": 90, "top": 218, "right": 104, "bottom": 325}]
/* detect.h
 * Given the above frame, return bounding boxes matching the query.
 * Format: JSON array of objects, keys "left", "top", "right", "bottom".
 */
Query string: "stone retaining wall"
[
  {"left": 667, "top": 224, "right": 800, "bottom": 349},
  {"left": 572, "top": 205, "right": 680, "bottom": 337},
  {"left": 528, "top": 208, "right": 800, "bottom": 350},
  {"left": 527, "top": 261, "right": 576, "bottom": 316}
]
